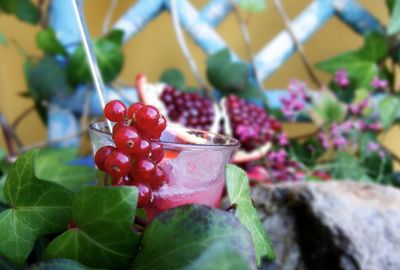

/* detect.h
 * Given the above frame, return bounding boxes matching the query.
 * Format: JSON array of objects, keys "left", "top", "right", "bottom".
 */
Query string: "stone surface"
[{"left": 253, "top": 181, "right": 400, "bottom": 270}]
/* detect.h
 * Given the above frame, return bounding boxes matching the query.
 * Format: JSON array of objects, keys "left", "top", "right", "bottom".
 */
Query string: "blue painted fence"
[{"left": 48, "top": 0, "right": 383, "bottom": 147}]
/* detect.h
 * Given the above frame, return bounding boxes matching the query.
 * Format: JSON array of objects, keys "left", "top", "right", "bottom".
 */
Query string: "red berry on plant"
[
  {"left": 113, "top": 121, "right": 130, "bottom": 133},
  {"left": 104, "top": 151, "right": 132, "bottom": 178},
  {"left": 94, "top": 146, "right": 115, "bottom": 171},
  {"left": 136, "top": 183, "right": 153, "bottom": 208},
  {"left": 149, "top": 166, "right": 168, "bottom": 189},
  {"left": 130, "top": 158, "right": 156, "bottom": 181},
  {"left": 113, "top": 126, "right": 141, "bottom": 154},
  {"left": 135, "top": 105, "right": 160, "bottom": 129},
  {"left": 132, "top": 139, "right": 151, "bottom": 159},
  {"left": 128, "top": 103, "right": 144, "bottom": 119},
  {"left": 149, "top": 142, "right": 164, "bottom": 163},
  {"left": 104, "top": 100, "right": 127, "bottom": 122}
]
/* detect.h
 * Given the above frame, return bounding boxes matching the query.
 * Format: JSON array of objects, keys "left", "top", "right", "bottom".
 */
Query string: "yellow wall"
[{"left": 0, "top": 0, "right": 389, "bottom": 149}]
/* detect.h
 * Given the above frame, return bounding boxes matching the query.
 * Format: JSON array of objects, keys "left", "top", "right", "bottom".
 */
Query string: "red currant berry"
[
  {"left": 113, "top": 127, "right": 141, "bottom": 154},
  {"left": 149, "top": 166, "right": 168, "bottom": 189},
  {"left": 132, "top": 139, "right": 151, "bottom": 159},
  {"left": 130, "top": 158, "right": 156, "bottom": 181},
  {"left": 112, "top": 177, "right": 124, "bottom": 186},
  {"left": 135, "top": 183, "right": 153, "bottom": 208},
  {"left": 128, "top": 103, "right": 144, "bottom": 119},
  {"left": 104, "top": 151, "right": 132, "bottom": 178},
  {"left": 94, "top": 146, "right": 115, "bottom": 171},
  {"left": 113, "top": 121, "right": 129, "bottom": 133},
  {"left": 155, "top": 115, "right": 167, "bottom": 134},
  {"left": 135, "top": 105, "right": 160, "bottom": 129},
  {"left": 104, "top": 100, "right": 127, "bottom": 122},
  {"left": 149, "top": 142, "right": 164, "bottom": 163}
]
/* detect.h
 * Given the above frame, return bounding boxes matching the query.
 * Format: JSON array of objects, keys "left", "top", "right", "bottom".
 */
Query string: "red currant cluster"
[{"left": 94, "top": 100, "right": 168, "bottom": 207}]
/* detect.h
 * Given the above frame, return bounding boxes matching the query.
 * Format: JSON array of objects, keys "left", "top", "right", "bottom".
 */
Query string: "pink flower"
[
  {"left": 367, "top": 142, "right": 380, "bottom": 152},
  {"left": 277, "top": 133, "right": 289, "bottom": 146},
  {"left": 334, "top": 69, "right": 350, "bottom": 88},
  {"left": 281, "top": 80, "right": 308, "bottom": 121},
  {"left": 371, "top": 76, "right": 388, "bottom": 90},
  {"left": 318, "top": 132, "right": 330, "bottom": 149},
  {"left": 333, "top": 136, "right": 348, "bottom": 150}
]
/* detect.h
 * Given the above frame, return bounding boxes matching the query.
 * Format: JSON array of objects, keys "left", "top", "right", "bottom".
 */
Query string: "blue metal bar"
[
  {"left": 255, "top": 0, "right": 335, "bottom": 81},
  {"left": 199, "top": 0, "right": 233, "bottom": 27},
  {"left": 112, "top": 0, "right": 165, "bottom": 42},
  {"left": 163, "top": 0, "right": 236, "bottom": 56},
  {"left": 333, "top": 0, "right": 384, "bottom": 34}
]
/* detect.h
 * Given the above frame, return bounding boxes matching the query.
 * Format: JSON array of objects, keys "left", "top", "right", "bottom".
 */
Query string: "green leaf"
[
  {"left": 28, "top": 259, "right": 96, "bottom": 270},
  {"left": 0, "top": 0, "right": 39, "bottom": 24},
  {"left": 206, "top": 49, "right": 248, "bottom": 94},
  {"left": 27, "top": 56, "right": 71, "bottom": 101},
  {"left": 357, "top": 32, "right": 388, "bottom": 62},
  {"left": 184, "top": 242, "right": 252, "bottom": 270},
  {"left": 0, "top": 151, "right": 73, "bottom": 265},
  {"left": 388, "top": 0, "right": 400, "bottom": 34},
  {"left": 44, "top": 186, "right": 140, "bottom": 270},
  {"left": 329, "top": 152, "right": 367, "bottom": 180},
  {"left": 0, "top": 32, "right": 6, "bottom": 46},
  {"left": 316, "top": 53, "right": 378, "bottom": 88},
  {"left": 309, "top": 92, "right": 346, "bottom": 126},
  {"left": 238, "top": 85, "right": 266, "bottom": 101},
  {"left": 225, "top": 164, "right": 275, "bottom": 265},
  {"left": 36, "top": 28, "right": 68, "bottom": 56},
  {"left": 35, "top": 148, "right": 96, "bottom": 192},
  {"left": 131, "top": 205, "right": 256, "bottom": 270},
  {"left": 104, "top": 29, "right": 124, "bottom": 47},
  {"left": 160, "top": 68, "right": 185, "bottom": 89},
  {"left": 238, "top": 0, "right": 267, "bottom": 13},
  {"left": 0, "top": 255, "right": 20, "bottom": 270},
  {"left": 387, "top": 0, "right": 396, "bottom": 13},
  {"left": 67, "top": 35, "right": 124, "bottom": 86},
  {"left": 378, "top": 96, "right": 400, "bottom": 128}
]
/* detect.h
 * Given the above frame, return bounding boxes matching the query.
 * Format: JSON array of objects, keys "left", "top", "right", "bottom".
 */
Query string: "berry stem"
[
  {"left": 272, "top": 0, "right": 322, "bottom": 88},
  {"left": 103, "top": 173, "right": 110, "bottom": 186},
  {"left": 169, "top": 0, "right": 215, "bottom": 101}
]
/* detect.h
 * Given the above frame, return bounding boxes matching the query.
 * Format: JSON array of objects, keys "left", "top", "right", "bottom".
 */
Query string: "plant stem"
[
  {"left": 225, "top": 203, "right": 237, "bottom": 212},
  {"left": 134, "top": 216, "right": 148, "bottom": 227},
  {"left": 272, "top": 0, "right": 322, "bottom": 88},
  {"left": 17, "top": 128, "right": 88, "bottom": 154},
  {"left": 169, "top": 0, "right": 214, "bottom": 101},
  {"left": 38, "top": 0, "right": 48, "bottom": 28},
  {"left": 229, "top": 0, "right": 263, "bottom": 89},
  {"left": 102, "top": 0, "right": 119, "bottom": 34},
  {"left": 11, "top": 105, "right": 36, "bottom": 131}
]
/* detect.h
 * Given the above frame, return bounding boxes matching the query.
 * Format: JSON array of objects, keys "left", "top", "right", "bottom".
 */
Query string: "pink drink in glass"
[{"left": 89, "top": 123, "right": 239, "bottom": 220}]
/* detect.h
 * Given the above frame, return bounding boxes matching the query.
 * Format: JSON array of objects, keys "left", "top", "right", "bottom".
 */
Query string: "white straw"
[{"left": 71, "top": 0, "right": 112, "bottom": 131}]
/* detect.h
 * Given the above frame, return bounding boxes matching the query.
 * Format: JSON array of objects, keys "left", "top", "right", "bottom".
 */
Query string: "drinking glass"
[{"left": 89, "top": 122, "right": 240, "bottom": 219}]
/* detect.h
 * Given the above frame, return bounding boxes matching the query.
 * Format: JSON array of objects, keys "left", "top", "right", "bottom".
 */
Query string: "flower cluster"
[{"left": 280, "top": 80, "right": 309, "bottom": 121}]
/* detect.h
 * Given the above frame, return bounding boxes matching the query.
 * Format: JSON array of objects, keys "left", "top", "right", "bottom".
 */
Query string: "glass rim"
[{"left": 89, "top": 121, "right": 240, "bottom": 150}]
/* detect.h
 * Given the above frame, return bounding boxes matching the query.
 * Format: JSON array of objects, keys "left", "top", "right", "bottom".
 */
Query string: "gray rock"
[{"left": 253, "top": 181, "right": 400, "bottom": 270}]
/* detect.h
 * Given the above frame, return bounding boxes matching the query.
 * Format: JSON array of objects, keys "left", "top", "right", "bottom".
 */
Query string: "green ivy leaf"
[
  {"left": 310, "top": 94, "right": 347, "bottom": 127},
  {"left": 238, "top": 0, "right": 267, "bottom": 13},
  {"left": 36, "top": 28, "right": 67, "bottom": 56},
  {"left": 225, "top": 164, "right": 275, "bottom": 265},
  {"left": 357, "top": 32, "right": 388, "bottom": 62},
  {"left": 0, "top": 32, "right": 6, "bottom": 46},
  {"left": 316, "top": 53, "right": 378, "bottom": 89},
  {"left": 378, "top": 96, "right": 400, "bottom": 128},
  {"left": 160, "top": 68, "right": 185, "bottom": 89},
  {"left": 29, "top": 259, "right": 96, "bottom": 270},
  {"left": 206, "top": 49, "right": 247, "bottom": 95},
  {"left": 44, "top": 186, "right": 140, "bottom": 270},
  {"left": 184, "top": 242, "right": 252, "bottom": 270},
  {"left": 0, "top": 0, "right": 39, "bottom": 24},
  {"left": 0, "top": 255, "right": 20, "bottom": 270},
  {"left": 67, "top": 32, "right": 124, "bottom": 86},
  {"left": 131, "top": 205, "right": 256, "bottom": 270},
  {"left": 388, "top": 0, "right": 400, "bottom": 34},
  {"left": 27, "top": 56, "right": 71, "bottom": 101},
  {"left": 0, "top": 151, "right": 73, "bottom": 265},
  {"left": 35, "top": 148, "right": 96, "bottom": 192}
]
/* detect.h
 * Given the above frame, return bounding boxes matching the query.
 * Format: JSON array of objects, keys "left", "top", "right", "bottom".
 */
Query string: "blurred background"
[{"left": 0, "top": 0, "right": 388, "bottom": 148}]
